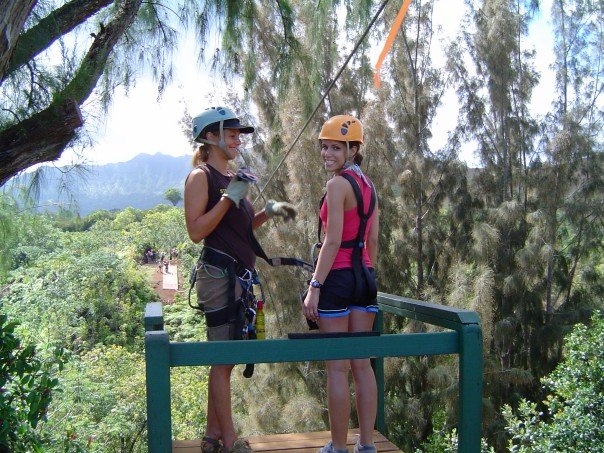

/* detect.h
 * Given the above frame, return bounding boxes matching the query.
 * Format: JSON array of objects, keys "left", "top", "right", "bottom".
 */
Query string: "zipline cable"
[{"left": 253, "top": 0, "right": 392, "bottom": 205}]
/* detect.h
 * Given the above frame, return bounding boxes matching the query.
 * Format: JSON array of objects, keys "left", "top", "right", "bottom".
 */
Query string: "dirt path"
[{"left": 143, "top": 261, "right": 179, "bottom": 304}]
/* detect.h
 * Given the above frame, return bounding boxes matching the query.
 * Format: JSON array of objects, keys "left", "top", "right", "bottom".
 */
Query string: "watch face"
[{"left": 311, "top": 279, "right": 321, "bottom": 288}]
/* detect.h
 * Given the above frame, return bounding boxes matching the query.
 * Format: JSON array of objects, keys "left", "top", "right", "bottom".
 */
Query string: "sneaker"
[
  {"left": 353, "top": 439, "right": 377, "bottom": 453},
  {"left": 201, "top": 437, "right": 222, "bottom": 453},
  {"left": 318, "top": 440, "right": 349, "bottom": 453},
  {"left": 224, "top": 438, "right": 254, "bottom": 453}
]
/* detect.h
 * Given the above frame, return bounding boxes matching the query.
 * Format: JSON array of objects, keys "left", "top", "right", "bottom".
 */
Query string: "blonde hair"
[{"left": 191, "top": 144, "right": 210, "bottom": 167}]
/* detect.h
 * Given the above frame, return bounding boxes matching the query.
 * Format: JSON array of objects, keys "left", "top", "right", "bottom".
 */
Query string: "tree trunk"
[
  {"left": 0, "top": 0, "right": 37, "bottom": 83},
  {"left": 545, "top": 257, "right": 554, "bottom": 315},
  {"left": 6, "top": 0, "right": 113, "bottom": 78},
  {"left": 0, "top": 99, "right": 83, "bottom": 185},
  {"left": 416, "top": 185, "right": 424, "bottom": 298},
  {"left": 564, "top": 216, "right": 584, "bottom": 308}
]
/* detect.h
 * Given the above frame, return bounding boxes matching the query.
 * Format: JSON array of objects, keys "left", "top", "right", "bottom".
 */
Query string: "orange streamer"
[{"left": 374, "top": 0, "right": 413, "bottom": 88}]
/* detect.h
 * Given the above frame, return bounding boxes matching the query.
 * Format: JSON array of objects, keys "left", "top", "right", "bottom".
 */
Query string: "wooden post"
[
  {"left": 145, "top": 330, "right": 172, "bottom": 453},
  {"left": 374, "top": 310, "right": 386, "bottom": 433},
  {"left": 145, "top": 302, "right": 164, "bottom": 331},
  {"left": 458, "top": 323, "right": 483, "bottom": 452}
]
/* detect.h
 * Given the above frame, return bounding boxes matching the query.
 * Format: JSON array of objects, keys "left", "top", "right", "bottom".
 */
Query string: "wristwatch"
[{"left": 309, "top": 278, "right": 323, "bottom": 289}]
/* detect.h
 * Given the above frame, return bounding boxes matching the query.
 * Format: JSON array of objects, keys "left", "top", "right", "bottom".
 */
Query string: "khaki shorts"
[{"left": 196, "top": 263, "right": 242, "bottom": 341}]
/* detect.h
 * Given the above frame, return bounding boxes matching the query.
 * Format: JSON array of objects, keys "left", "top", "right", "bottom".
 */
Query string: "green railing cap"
[{"left": 377, "top": 292, "right": 481, "bottom": 328}]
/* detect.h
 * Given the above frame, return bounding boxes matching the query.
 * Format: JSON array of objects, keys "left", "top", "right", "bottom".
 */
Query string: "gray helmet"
[{"left": 191, "top": 106, "right": 254, "bottom": 143}]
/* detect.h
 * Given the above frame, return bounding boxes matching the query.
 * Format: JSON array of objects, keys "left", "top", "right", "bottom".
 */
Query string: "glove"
[
  {"left": 222, "top": 178, "right": 250, "bottom": 207},
  {"left": 265, "top": 199, "right": 297, "bottom": 222}
]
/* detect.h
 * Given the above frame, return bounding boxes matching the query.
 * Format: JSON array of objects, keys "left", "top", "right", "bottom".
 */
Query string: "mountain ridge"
[{"left": 15, "top": 153, "right": 193, "bottom": 215}]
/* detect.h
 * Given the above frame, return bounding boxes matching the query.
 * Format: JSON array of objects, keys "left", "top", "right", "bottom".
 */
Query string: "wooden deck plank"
[{"left": 173, "top": 429, "right": 402, "bottom": 452}]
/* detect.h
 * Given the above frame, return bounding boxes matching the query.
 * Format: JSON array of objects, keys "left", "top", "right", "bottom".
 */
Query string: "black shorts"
[{"left": 318, "top": 268, "right": 378, "bottom": 318}]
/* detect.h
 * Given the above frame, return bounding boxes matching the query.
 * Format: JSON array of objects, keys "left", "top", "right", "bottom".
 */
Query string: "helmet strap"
[
  {"left": 218, "top": 120, "right": 228, "bottom": 156},
  {"left": 197, "top": 121, "right": 230, "bottom": 157},
  {"left": 338, "top": 142, "right": 352, "bottom": 173}
]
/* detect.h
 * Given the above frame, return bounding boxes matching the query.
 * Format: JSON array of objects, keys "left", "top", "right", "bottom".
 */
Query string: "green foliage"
[
  {"left": 3, "top": 245, "right": 155, "bottom": 351},
  {"left": 0, "top": 202, "right": 209, "bottom": 450},
  {"left": 39, "top": 345, "right": 147, "bottom": 452},
  {"left": 170, "top": 367, "right": 209, "bottom": 442},
  {"left": 164, "top": 187, "right": 183, "bottom": 206},
  {"left": 163, "top": 294, "right": 206, "bottom": 343},
  {"left": 1, "top": 0, "right": 603, "bottom": 450},
  {"left": 0, "top": 313, "right": 66, "bottom": 452},
  {"left": 123, "top": 206, "right": 188, "bottom": 261},
  {"left": 503, "top": 314, "right": 604, "bottom": 452},
  {"left": 0, "top": 194, "right": 18, "bottom": 280},
  {"left": 420, "top": 410, "right": 494, "bottom": 453}
]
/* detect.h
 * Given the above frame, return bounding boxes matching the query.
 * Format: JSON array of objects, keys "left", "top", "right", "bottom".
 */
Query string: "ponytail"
[
  {"left": 350, "top": 142, "right": 363, "bottom": 165},
  {"left": 191, "top": 144, "right": 210, "bottom": 167}
]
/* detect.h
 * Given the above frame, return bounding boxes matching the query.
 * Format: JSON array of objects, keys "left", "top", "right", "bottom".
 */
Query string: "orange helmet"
[{"left": 319, "top": 115, "right": 364, "bottom": 144}]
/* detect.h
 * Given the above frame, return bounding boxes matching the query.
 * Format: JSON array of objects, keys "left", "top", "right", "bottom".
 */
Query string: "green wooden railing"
[{"left": 144, "top": 292, "right": 483, "bottom": 452}]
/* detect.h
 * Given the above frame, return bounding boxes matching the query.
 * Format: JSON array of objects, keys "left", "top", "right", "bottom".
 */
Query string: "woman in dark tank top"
[
  {"left": 197, "top": 163, "right": 256, "bottom": 270},
  {"left": 183, "top": 106, "right": 295, "bottom": 453}
]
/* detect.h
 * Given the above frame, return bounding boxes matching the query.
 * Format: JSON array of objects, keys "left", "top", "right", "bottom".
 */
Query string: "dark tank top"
[{"left": 200, "top": 164, "right": 256, "bottom": 270}]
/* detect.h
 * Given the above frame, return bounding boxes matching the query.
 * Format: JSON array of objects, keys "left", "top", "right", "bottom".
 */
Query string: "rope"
[{"left": 253, "top": 0, "right": 392, "bottom": 205}]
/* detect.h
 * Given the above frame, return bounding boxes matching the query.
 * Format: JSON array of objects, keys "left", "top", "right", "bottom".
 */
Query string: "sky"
[{"left": 56, "top": 1, "right": 555, "bottom": 169}]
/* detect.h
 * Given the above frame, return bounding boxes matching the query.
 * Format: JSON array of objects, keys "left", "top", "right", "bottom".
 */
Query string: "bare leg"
[
  {"left": 320, "top": 315, "right": 351, "bottom": 451},
  {"left": 206, "top": 364, "right": 237, "bottom": 448},
  {"left": 349, "top": 310, "right": 377, "bottom": 447},
  {"left": 205, "top": 376, "right": 221, "bottom": 441}
]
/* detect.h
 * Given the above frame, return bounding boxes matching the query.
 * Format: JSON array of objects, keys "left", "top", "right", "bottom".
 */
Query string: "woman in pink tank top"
[{"left": 303, "top": 115, "right": 380, "bottom": 453}]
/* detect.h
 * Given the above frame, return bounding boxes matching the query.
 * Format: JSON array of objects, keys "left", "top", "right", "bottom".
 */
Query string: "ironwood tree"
[{"left": 0, "top": 0, "right": 299, "bottom": 186}]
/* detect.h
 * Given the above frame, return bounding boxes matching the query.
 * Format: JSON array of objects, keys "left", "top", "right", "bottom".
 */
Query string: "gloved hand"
[
  {"left": 222, "top": 178, "right": 250, "bottom": 207},
  {"left": 265, "top": 199, "right": 297, "bottom": 221}
]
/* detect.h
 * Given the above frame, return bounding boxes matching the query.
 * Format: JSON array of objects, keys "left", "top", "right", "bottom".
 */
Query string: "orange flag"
[{"left": 374, "top": 0, "right": 413, "bottom": 88}]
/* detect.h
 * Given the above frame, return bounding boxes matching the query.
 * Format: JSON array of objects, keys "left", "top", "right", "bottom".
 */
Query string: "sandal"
[
  {"left": 224, "top": 438, "right": 254, "bottom": 453},
  {"left": 201, "top": 436, "right": 222, "bottom": 453}
]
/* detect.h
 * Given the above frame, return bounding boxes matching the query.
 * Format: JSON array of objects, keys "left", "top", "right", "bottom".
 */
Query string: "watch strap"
[{"left": 310, "top": 278, "right": 323, "bottom": 289}]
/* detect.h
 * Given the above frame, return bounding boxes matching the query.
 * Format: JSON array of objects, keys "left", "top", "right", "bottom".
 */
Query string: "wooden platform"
[{"left": 173, "top": 429, "right": 402, "bottom": 452}]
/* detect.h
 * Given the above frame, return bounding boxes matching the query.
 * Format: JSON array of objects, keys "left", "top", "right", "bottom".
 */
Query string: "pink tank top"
[{"left": 319, "top": 171, "right": 375, "bottom": 270}]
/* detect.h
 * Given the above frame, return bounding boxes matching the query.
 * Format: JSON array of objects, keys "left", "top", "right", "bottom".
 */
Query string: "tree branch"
[
  {"left": 0, "top": 98, "right": 83, "bottom": 186},
  {"left": 63, "top": 0, "right": 143, "bottom": 103},
  {"left": 5, "top": 0, "right": 113, "bottom": 79},
  {"left": 0, "top": 0, "right": 37, "bottom": 83},
  {"left": 0, "top": 0, "right": 143, "bottom": 185}
]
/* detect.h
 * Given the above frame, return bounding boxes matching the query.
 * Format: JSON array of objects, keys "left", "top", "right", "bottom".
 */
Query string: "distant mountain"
[{"left": 14, "top": 153, "right": 193, "bottom": 215}]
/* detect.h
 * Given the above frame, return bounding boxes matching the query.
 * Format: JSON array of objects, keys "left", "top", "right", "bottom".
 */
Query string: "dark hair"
[{"left": 349, "top": 141, "right": 363, "bottom": 165}]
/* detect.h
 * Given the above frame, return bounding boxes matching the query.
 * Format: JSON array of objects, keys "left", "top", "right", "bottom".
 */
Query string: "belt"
[{"left": 199, "top": 247, "right": 251, "bottom": 278}]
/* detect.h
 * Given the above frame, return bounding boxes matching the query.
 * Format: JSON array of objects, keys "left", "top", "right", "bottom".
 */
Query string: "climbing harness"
[
  {"left": 187, "top": 165, "right": 312, "bottom": 311},
  {"left": 316, "top": 171, "right": 378, "bottom": 304},
  {"left": 187, "top": 246, "right": 261, "bottom": 378},
  {"left": 186, "top": 164, "right": 313, "bottom": 375},
  {"left": 299, "top": 170, "right": 378, "bottom": 331}
]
